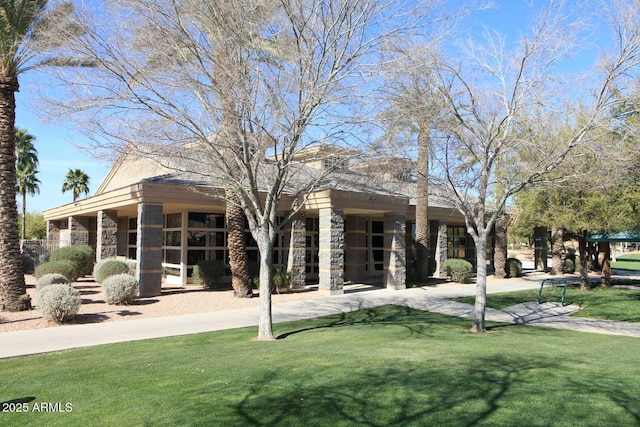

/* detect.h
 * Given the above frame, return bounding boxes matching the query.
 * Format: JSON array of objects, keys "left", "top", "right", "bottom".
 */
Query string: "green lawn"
[
  {"left": 611, "top": 252, "right": 640, "bottom": 271},
  {"left": 1, "top": 306, "right": 640, "bottom": 426},
  {"left": 454, "top": 285, "right": 640, "bottom": 322}
]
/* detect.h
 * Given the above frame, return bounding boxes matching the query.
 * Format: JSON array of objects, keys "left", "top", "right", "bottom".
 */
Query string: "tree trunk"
[
  {"left": 578, "top": 230, "right": 590, "bottom": 290},
  {"left": 21, "top": 188, "right": 26, "bottom": 240},
  {"left": 550, "top": 225, "right": 564, "bottom": 275},
  {"left": 493, "top": 213, "right": 507, "bottom": 278},
  {"left": 226, "top": 189, "right": 252, "bottom": 298},
  {"left": 257, "top": 235, "right": 275, "bottom": 340},
  {"left": 471, "top": 232, "right": 488, "bottom": 333},
  {"left": 600, "top": 241, "right": 611, "bottom": 288},
  {"left": 0, "top": 75, "right": 30, "bottom": 311},
  {"left": 414, "top": 127, "right": 430, "bottom": 283}
]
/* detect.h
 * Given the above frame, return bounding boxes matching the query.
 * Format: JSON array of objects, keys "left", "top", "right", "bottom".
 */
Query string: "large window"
[
  {"left": 447, "top": 225, "right": 466, "bottom": 259},
  {"left": 163, "top": 213, "right": 182, "bottom": 275},
  {"left": 447, "top": 225, "right": 475, "bottom": 263},
  {"left": 369, "top": 220, "right": 385, "bottom": 272},
  {"left": 305, "top": 217, "right": 319, "bottom": 275},
  {"left": 186, "top": 212, "right": 226, "bottom": 275}
]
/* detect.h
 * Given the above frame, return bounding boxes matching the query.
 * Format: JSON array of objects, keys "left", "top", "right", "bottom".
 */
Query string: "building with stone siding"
[{"left": 43, "top": 147, "right": 492, "bottom": 297}]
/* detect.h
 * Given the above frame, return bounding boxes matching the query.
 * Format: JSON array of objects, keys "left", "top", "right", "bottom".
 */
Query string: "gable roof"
[{"left": 93, "top": 142, "right": 456, "bottom": 210}]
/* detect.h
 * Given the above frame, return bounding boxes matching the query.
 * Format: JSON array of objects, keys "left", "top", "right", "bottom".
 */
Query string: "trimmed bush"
[
  {"left": 34, "top": 260, "right": 79, "bottom": 282},
  {"left": 506, "top": 258, "right": 523, "bottom": 278},
  {"left": 125, "top": 260, "right": 137, "bottom": 276},
  {"left": 192, "top": 260, "right": 228, "bottom": 290},
  {"left": 102, "top": 274, "right": 138, "bottom": 305},
  {"left": 93, "top": 259, "right": 130, "bottom": 283},
  {"left": 443, "top": 259, "right": 473, "bottom": 283},
  {"left": 38, "top": 284, "right": 82, "bottom": 323},
  {"left": 36, "top": 273, "right": 70, "bottom": 293},
  {"left": 22, "top": 253, "right": 35, "bottom": 275},
  {"left": 50, "top": 245, "right": 95, "bottom": 277}
]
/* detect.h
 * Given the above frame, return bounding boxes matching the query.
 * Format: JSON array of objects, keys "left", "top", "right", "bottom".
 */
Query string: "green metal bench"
[{"left": 537, "top": 278, "right": 569, "bottom": 306}]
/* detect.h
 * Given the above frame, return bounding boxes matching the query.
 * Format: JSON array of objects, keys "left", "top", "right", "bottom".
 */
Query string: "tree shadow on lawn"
[
  {"left": 221, "top": 356, "right": 559, "bottom": 426},
  {"left": 276, "top": 305, "right": 444, "bottom": 340},
  {"left": 569, "top": 375, "right": 640, "bottom": 424}
]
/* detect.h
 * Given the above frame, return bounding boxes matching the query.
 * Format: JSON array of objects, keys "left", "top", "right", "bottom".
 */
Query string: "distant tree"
[
  {"left": 18, "top": 212, "right": 46, "bottom": 239},
  {"left": 15, "top": 127, "right": 40, "bottom": 240},
  {"left": 62, "top": 168, "right": 90, "bottom": 201}
]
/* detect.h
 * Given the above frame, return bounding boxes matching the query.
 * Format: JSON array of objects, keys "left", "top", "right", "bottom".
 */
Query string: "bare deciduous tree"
[
  {"left": 422, "top": 0, "right": 640, "bottom": 332},
  {"left": 48, "top": 0, "right": 439, "bottom": 340}
]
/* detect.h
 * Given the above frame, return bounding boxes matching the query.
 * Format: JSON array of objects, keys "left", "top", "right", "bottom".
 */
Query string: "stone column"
[
  {"left": 318, "top": 208, "right": 344, "bottom": 295},
  {"left": 433, "top": 221, "right": 448, "bottom": 278},
  {"left": 97, "top": 210, "right": 118, "bottom": 261},
  {"left": 69, "top": 216, "right": 90, "bottom": 246},
  {"left": 136, "top": 203, "right": 164, "bottom": 297},
  {"left": 345, "top": 216, "right": 367, "bottom": 283},
  {"left": 47, "top": 220, "right": 60, "bottom": 243},
  {"left": 384, "top": 213, "right": 406, "bottom": 290},
  {"left": 286, "top": 213, "right": 307, "bottom": 288}
]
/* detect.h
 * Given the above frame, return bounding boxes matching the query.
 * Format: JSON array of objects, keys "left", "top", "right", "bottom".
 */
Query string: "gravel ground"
[{"left": 0, "top": 275, "right": 326, "bottom": 333}]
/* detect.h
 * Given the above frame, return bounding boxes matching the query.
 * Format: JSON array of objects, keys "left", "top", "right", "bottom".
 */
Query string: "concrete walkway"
[{"left": 2, "top": 275, "right": 640, "bottom": 359}]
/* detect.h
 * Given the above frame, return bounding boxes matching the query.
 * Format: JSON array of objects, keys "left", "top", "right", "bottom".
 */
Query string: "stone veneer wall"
[
  {"left": 47, "top": 220, "right": 60, "bottom": 243},
  {"left": 383, "top": 213, "right": 406, "bottom": 290},
  {"left": 69, "top": 217, "right": 90, "bottom": 246},
  {"left": 286, "top": 214, "right": 306, "bottom": 288},
  {"left": 318, "top": 208, "right": 344, "bottom": 295},
  {"left": 136, "top": 203, "right": 164, "bottom": 297},
  {"left": 97, "top": 210, "right": 118, "bottom": 261}
]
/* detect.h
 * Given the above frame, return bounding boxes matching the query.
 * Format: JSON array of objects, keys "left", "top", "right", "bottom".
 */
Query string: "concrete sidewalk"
[{"left": 2, "top": 276, "right": 640, "bottom": 359}]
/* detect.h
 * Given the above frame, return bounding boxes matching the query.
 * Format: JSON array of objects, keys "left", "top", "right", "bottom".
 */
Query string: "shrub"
[
  {"left": 38, "top": 284, "right": 82, "bottom": 323},
  {"left": 93, "top": 259, "right": 130, "bottom": 283},
  {"left": 102, "top": 274, "right": 138, "bottom": 305},
  {"left": 22, "top": 253, "right": 35, "bottom": 275},
  {"left": 50, "top": 245, "right": 95, "bottom": 277},
  {"left": 36, "top": 273, "right": 70, "bottom": 293},
  {"left": 443, "top": 259, "right": 473, "bottom": 283},
  {"left": 563, "top": 258, "right": 576, "bottom": 274},
  {"left": 34, "top": 260, "right": 79, "bottom": 282},
  {"left": 506, "top": 258, "right": 523, "bottom": 278},
  {"left": 192, "top": 260, "right": 228, "bottom": 289},
  {"left": 272, "top": 266, "right": 292, "bottom": 293},
  {"left": 125, "top": 260, "right": 137, "bottom": 276}
]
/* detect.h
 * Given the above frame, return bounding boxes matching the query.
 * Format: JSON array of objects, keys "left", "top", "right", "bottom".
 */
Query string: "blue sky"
[
  {"left": 16, "top": 87, "right": 111, "bottom": 213},
  {"left": 17, "top": 0, "right": 602, "bottom": 213}
]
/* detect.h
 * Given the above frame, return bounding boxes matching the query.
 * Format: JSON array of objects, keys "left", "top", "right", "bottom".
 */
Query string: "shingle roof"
[{"left": 132, "top": 142, "right": 456, "bottom": 209}]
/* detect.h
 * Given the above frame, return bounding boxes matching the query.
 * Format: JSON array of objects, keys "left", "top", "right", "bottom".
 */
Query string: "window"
[
  {"left": 163, "top": 213, "right": 182, "bottom": 269},
  {"left": 447, "top": 225, "right": 474, "bottom": 262},
  {"left": 127, "top": 217, "right": 137, "bottom": 260},
  {"left": 305, "top": 217, "right": 319, "bottom": 274},
  {"left": 186, "top": 213, "right": 227, "bottom": 273},
  {"left": 323, "top": 156, "right": 345, "bottom": 171},
  {"left": 370, "top": 220, "right": 384, "bottom": 271}
]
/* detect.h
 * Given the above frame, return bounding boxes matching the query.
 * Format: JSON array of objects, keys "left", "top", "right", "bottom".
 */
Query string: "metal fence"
[{"left": 20, "top": 239, "right": 61, "bottom": 262}]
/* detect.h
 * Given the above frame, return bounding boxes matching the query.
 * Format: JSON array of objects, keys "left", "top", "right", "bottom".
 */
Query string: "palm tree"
[
  {"left": 0, "top": 1, "right": 76, "bottom": 312},
  {"left": 15, "top": 127, "right": 40, "bottom": 239},
  {"left": 62, "top": 168, "right": 90, "bottom": 201}
]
